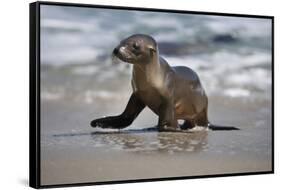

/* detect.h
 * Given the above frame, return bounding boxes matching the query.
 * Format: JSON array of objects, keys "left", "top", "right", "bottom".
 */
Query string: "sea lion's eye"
[{"left": 132, "top": 42, "right": 140, "bottom": 50}]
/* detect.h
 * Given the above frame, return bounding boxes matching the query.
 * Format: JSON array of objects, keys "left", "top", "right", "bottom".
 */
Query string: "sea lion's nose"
[{"left": 113, "top": 48, "right": 119, "bottom": 55}]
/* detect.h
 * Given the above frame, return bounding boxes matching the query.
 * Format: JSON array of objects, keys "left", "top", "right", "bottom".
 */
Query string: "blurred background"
[{"left": 41, "top": 5, "right": 272, "bottom": 105}]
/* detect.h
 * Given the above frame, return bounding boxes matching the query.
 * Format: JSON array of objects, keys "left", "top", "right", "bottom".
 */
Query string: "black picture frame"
[{"left": 29, "top": 1, "right": 274, "bottom": 189}]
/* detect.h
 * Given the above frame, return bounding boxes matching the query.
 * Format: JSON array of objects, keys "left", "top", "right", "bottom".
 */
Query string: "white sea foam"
[
  {"left": 41, "top": 90, "right": 64, "bottom": 101},
  {"left": 223, "top": 88, "right": 250, "bottom": 98},
  {"left": 71, "top": 65, "right": 99, "bottom": 75},
  {"left": 189, "top": 126, "right": 209, "bottom": 132},
  {"left": 44, "top": 48, "right": 98, "bottom": 65},
  {"left": 83, "top": 90, "right": 122, "bottom": 104},
  {"left": 155, "top": 32, "right": 183, "bottom": 42},
  {"left": 42, "top": 19, "right": 93, "bottom": 32},
  {"left": 165, "top": 50, "right": 271, "bottom": 98},
  {"left": 226, "top": 69, "right": 270, "bottom": 89},
  {"left": 139, "top": 14, "right": 182, "bottom": 29},
  {"left": 206, "top": 16, "right": 271, "bottom": 38}
]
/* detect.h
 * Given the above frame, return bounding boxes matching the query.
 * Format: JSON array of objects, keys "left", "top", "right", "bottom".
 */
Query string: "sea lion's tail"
[{"left": 207, "top": 123, "right": 240, "bottom": 131}]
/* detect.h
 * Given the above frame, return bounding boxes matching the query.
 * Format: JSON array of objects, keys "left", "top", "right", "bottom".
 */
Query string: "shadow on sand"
[{"left": 52, "top": 126, "right": 194, "bottom": 137}]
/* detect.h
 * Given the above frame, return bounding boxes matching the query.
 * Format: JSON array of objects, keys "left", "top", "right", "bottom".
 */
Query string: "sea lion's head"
[{"left": 112, "top": 34, "right": 157, "bottom": 64}]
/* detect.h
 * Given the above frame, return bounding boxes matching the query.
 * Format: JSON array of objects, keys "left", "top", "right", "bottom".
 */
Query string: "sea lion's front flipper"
[
  {"left": 90, "top": 93, "right": 145, "bottom": 129},
  {"left": 157, "top": 99, "right": 179, "bottom": 132}
]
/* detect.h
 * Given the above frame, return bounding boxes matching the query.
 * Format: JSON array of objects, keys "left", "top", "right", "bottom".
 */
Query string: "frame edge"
[
  {"left": 29, "top": 1, "right": 274, "bottom": 188},
  {"left": 29, "top": 1, "right": 41, "bottom": 189}
]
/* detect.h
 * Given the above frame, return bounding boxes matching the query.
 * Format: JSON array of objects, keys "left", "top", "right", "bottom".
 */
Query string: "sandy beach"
[{"left": 40, "top": 92, "right": 272, "bottom": 185}]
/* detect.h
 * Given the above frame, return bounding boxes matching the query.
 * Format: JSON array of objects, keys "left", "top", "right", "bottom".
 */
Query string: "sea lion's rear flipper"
[
  {"left": 208, "top": 123, "right": 240, "bottom": 131},
  {"left": 196, "top": 108, "right": 239, "bottom": 131}
]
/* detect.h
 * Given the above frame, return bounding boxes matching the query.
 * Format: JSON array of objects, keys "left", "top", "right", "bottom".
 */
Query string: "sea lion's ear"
[{"left": 147, "top": 45, "right": 156, "bottom": 53}]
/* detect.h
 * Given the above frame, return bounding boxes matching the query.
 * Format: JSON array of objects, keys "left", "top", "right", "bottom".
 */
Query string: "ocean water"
[{"left": 41, "top": 5, "right": 272, "bottom": 102}]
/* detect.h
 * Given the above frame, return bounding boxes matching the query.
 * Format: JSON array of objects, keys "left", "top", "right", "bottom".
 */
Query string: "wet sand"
[{"left": 40, "top": 96, "right": 272, "bottom": 186}]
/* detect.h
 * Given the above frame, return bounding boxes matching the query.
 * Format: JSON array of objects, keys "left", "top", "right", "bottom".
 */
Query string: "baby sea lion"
[{"left": 90, "top": 34, "right": 238, "bottom": 132}]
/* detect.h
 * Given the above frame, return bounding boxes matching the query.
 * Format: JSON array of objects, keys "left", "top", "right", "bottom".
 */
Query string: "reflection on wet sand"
[{"left": 89, "top": 129, "right": 208, "bottom": 154}]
